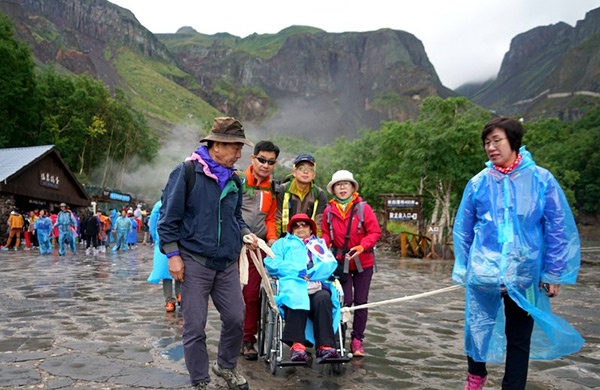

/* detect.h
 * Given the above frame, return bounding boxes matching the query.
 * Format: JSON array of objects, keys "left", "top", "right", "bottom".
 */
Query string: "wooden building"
[{"left": 0, "top": 145, "right": 90, "bottom": 219}]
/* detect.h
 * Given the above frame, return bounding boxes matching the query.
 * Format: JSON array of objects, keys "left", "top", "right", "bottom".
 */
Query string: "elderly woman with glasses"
[
  {"left": 321, "top": 170, "right": 381, "bottom": 358},
  {"left": 264, "top": 213, "right": 341, "bottom": 363},
  {"left": 453, "top": 117, "right": 583, "bottom": 390}
]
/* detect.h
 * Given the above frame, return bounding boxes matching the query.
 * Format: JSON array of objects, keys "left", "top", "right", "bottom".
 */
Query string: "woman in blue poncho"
[
  {"left": 264, "top": 213, "right": 341, "bottom": 363},
  {"left": 146, "top": 200, "right": 181, "bottom": 312},
  {"left": 453, "top": 117, "right": 583, "bottom": 390}
]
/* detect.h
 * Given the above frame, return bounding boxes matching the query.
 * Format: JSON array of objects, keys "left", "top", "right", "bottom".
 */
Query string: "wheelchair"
[{"left": 257, "top": 276, "right": 352, "bottom": 375}]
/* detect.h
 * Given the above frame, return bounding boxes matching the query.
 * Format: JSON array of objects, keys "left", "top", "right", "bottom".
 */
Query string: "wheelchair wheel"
[
  {"left": 269, "top": 313, "right": 281, "bottom": 375},
  {"left": 263, "top": 308, "right": 275, "bottom": 367},
  {"left": 257, "top": 288, "right": 269, "bottom": 357},
  {"left": 269, "top": 349, "right": 278, "bottom": 375}
]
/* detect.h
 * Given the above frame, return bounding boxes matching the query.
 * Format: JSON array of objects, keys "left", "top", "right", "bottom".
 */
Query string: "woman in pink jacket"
[{"left": 322, "top": 170, "right": 381, "bottom": 357}]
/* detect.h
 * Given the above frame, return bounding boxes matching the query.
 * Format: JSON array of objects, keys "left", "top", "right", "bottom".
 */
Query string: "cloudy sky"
[{"left": 109, "top": 0, "right": 599, "bottom": 89}]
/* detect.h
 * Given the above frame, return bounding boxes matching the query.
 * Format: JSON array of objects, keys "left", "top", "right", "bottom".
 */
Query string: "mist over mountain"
[{"left": 1, "top": 0, "right": 600, "bottom": 142}]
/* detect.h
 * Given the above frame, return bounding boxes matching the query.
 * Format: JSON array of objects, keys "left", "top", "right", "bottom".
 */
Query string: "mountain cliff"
[
  {"left": 161, "top": 26, "right": 454, "bottom": 141},
  {"left": 4, "top": 0, "right": 599, "bottom": 142},
  {"left": 0, "top": 0, "right": 453, "bottom": 142},
  {"left": 2, "top": 0, "right": 170, "bottom": 83},
  {"left": 459, "top": 7, "right": 600, "bottom": 121},
  {"left": 0, "top": 0, "right": 222, "bottom": 134}
]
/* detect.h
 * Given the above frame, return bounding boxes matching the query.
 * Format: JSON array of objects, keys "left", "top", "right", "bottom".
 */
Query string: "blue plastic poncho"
[
  {"left": 265, "top": 234, "right": 340, "bottom": 342},
  {"left": 147, "top": 200, "right": 172, "bottom": 284},
  {"left": 452, "top": 147, "right": 583, "bottom": 363}
]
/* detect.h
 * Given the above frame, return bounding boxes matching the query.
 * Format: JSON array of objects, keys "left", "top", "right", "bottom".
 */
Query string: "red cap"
[{"left": 287, "top": 213, "right": 317, "bottom": 234}]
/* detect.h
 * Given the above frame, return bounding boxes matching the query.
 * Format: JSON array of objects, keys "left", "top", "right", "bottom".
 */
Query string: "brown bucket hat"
[{"left": 199, "top": 117, "right": 254, "bottom": 147}]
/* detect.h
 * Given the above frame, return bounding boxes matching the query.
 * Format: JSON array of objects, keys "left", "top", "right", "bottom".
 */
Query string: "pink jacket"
[{"left": 321, "top": 196, "right": 381, "bottom": 271}]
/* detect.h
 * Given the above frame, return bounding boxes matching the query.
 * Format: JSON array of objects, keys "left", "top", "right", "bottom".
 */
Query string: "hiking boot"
[
  {"left": 191, "top": 383, "right": 208, "bottom": 390},
  {"left": 350, "top": 338, "right": 364, "bottom": 357},
  {"left": 242, "top": 341, "right": 258, "bottom": 361},
  {"left": 289, "top": 342, "right": 308, "bottom": 362},
  {"left": 464, "top": 373, "right": 487, "bottom": 390},
  {"left": 211, "top": 361, "right": 249, "bottom": 390},
  {"left": 165, "top": 301, "right": 176, "bottom": 312},
  {"left": 317, "top": 346, "right": 340, "bottom": 361}
]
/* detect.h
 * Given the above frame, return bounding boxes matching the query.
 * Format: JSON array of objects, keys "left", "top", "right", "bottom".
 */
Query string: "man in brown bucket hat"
[
  {"left": 200, "top": 117, "right": 254, "bottom": 147},
  {"left": 159, "top": 116, "right": 258, "bottom": 390}
]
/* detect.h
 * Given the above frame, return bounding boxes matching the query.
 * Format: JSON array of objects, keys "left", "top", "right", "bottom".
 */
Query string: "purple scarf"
[{"left": 189, "top": 145, "right": 234, "bottom": 191}]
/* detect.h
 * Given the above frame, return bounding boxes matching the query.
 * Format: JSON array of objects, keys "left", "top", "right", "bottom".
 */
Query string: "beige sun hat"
[{"left": 326, "top": 170, "right": 359, "bottom": 194}]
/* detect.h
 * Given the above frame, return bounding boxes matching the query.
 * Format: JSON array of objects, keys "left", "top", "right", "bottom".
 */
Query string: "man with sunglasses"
[
  {"left": 275, "top": 154, "right": 328, "bottom": 237},
  {"left": 240, "top": 140, "right": 280, "bottom": 361}
]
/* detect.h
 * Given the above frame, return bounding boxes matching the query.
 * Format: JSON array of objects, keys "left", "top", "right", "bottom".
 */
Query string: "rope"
[
  {"left": 240, "top": 236, "right": 278, "bottom": 312},
  {"left": 340, "top": 284, "right": 462, "bottom": 323},
  {"left": 239, "top": 238, "right": 463, "bottom": 322}
]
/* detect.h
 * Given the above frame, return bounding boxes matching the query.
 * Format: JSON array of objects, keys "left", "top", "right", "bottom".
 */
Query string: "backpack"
[
  {"left": 237, "top": 168, "right": 277, "bottom": 200},
  {"left": 279, "top": 179, "right": 324, "bottom": 235},
  {"left": 183, "top": 160, "right": 195, "bottom": 194},
  {"left": 326, "top": 201, "right": 366, "bottom": 243}
]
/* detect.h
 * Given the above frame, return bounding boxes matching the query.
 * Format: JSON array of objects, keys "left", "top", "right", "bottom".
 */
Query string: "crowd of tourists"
[{"left": 1, "top": 203, "right": 151, "bottom": 255}]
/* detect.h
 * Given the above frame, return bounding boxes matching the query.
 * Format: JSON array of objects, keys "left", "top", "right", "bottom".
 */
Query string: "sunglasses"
[
  {"left": 292, "top": 221, "right": 310, "bottom": 229},
  {"left": 255, "top": 156, "right": 277, "bottom": 166}
]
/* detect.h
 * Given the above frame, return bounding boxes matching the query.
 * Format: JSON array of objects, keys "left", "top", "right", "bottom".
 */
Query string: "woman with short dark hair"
[{"left": 453, "top": 117, "right": 583, "bottom": 390}]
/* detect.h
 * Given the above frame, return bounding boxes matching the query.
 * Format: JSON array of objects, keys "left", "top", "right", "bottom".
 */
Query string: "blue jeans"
[{"left": 181, "top": 258, "right": 244, "bottom": 385}]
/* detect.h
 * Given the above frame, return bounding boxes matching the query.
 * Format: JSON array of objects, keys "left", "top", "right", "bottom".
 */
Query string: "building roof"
[{"left": 0, "top": 145, "right": 54, "bottom": 182}]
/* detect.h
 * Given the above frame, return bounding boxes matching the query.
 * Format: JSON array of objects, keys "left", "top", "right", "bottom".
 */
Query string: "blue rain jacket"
[
  {"left": 265, "top": 234, "right": 340, "bottom": 342},
  {"left": 147, "top": 200, "right": 172, "bottom": 283},
  {"left": 452, "top": 147, "right": 583, "bottom": 362}
]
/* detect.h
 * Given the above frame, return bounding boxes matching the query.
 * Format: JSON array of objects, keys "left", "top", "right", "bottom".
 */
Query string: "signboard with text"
[
  {"left": 379, "top": 193, "right": 425, "bottom": 235},
  {"left": 39, "top": 171, "right": 61, "bottom": 189}
]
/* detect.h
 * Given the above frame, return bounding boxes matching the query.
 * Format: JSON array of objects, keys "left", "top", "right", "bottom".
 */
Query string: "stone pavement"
[{"left": 0, "top": 244, "right": 599, "bottom": 390}]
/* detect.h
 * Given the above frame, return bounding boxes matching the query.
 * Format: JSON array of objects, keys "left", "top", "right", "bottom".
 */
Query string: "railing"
[{"left": 399, "top": 232, "right": 430, "bottom": 258}]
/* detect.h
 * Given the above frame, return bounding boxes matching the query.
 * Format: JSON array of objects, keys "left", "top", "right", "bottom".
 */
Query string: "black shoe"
[{"left": 242, "top": 341, "right": 258, "bottom": 361}]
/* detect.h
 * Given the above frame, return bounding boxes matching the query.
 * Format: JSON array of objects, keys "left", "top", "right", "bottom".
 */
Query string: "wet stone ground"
[{"left": 0, "top": 243, "right": 599, "bottom": 390}]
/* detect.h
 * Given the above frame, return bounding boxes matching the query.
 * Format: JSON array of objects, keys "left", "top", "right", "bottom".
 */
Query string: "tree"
[
  {"left": 406, "top": 97, "right": 490, "bottom": 244},
  {"left": 0, "top": 13, "right": 39, "bottom": 147},
  {"left": 318, "top": 97, "right": 490, "bottom": 247},
  {"left": 33, "top": 69, "right": 158, "bottom": 186}
]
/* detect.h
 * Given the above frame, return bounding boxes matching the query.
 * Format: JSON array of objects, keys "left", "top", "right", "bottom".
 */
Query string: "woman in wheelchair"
[{"left": 264, "top": 213, "right": 342, "bottom": 363}]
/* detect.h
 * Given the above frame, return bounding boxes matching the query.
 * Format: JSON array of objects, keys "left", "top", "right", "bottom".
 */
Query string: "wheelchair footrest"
[
  {"left": 316, "top": 356, "right": 352, "bottom": 365},
  {"left": 278, "top": 360, "right": 310, "bottom": 367}
]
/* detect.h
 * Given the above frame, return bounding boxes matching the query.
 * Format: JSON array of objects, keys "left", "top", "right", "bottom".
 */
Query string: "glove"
[
  {"left": 297, "top": 269, "right": 307, "bottom": 279},
  {"left": 347, "top": 245, "right": 364, "bottom": 259}
]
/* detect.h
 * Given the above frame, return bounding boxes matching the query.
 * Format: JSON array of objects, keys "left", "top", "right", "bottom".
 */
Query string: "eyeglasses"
[
  {"left": 292, "top": 221, "right": 309, "bottom": 229},
  {"left": 254, "top": 156, "right": 277, "bottom": 166},
  {"left": 334, "top": 181, "right": 352, "bottom": 188},
  {"left": 484, "top": 138, "right": 506, "bottom": 149},
  {"left": 295, "top": 165, "right": 315, "bottom": 173}
]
